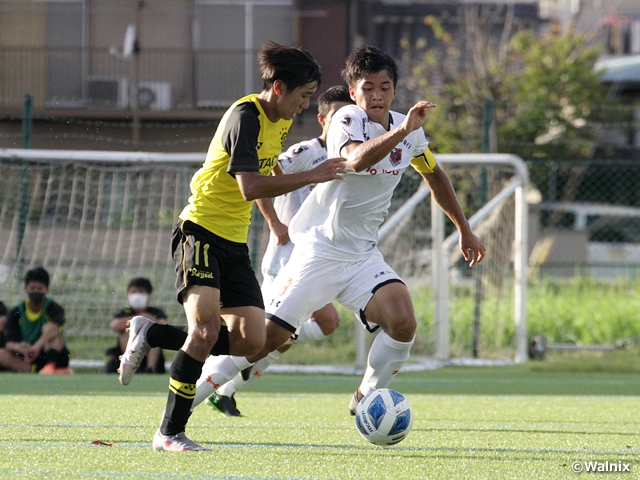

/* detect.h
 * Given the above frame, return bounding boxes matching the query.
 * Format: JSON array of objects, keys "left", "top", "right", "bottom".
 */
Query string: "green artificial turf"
[{"left": 1, "top": 367, "right": 639, "bottom": 479}]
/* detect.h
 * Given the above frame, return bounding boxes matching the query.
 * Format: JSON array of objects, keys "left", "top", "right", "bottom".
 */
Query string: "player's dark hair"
[
  {"left": 341, "top": 45, "right": 399, "bottom": 88},
  {"left": 259, "top": 41, "right": 321, "bottom": 92},
  {"left": 317, "top": 85, "right": 352, "bottom": 116},
  {"left": 127, "top": 277, "right": 153, "bottom": 294},
  {"left": 24, "top": 266, "right": 50, "bottom": 287}
]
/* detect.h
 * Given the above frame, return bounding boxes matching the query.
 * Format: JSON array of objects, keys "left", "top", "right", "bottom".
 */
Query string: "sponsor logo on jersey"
[
  {"left": 256, "top": 141, "right": 263, "bottom": 150},
  {"left": 365, "top": 167, "right": 399, "bottom": 176},
  {"left": 293, "top": 145, "right": 309, "bottom": 155},
  {"left": 341, "top": 116, "right": 352, "bottom": 126},
  {"left": 390, "top": 148, "right": 402, "bottom": 166},
  {"left": 259, "top": 155, "right": 279, "bottom": 174},
  {"left": 189, "top": 268, "right": 214, "bottom": 279}
]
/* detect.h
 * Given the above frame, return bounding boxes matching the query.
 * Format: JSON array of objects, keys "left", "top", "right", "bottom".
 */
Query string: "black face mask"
[{"left": 28, "top": 292, "right": 46, "bottom": 304}]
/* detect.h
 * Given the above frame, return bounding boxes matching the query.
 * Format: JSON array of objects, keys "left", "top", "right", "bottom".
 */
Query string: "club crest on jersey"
[
  {"left": 293, "top": 145, "right": 309, "bottom": 155},
  {"left": 341, "top": 116, "right": 352, "bottom": 126},
  {"left": 390, "top": 148, "right": 403, "bottom": 166}
]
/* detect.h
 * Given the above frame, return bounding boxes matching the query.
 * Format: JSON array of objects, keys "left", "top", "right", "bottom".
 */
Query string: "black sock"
[
  {"left": 209, "top": 326, "right": 229, "bottom": 356},
  {"left": 147, "top": 323, "right": 230, "bottom": 355},
  {"left": 160, "top": 350, "right": 204, "bottom": 436},
  {"left": 147, "top": 324, "right": 187, "bottom": 350},
  {"left": 44, "top": 348, "right": 59, "bottom": 365}
]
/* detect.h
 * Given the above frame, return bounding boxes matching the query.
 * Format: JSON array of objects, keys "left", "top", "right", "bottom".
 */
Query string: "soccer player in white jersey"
[
  {"left": 189, "top": 45, "right": 486, "bottom": 415},
  {"left": 205, "top": 86, "right": 353, "bottom": 416}
]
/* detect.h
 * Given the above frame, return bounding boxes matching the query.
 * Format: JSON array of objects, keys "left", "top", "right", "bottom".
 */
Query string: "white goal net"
[
  {"left": 0, "top": 149, "right": 527, "bottom": 364},
  {"left": 0, "top": 149, "right": 203, "bottom": 335},
  {"left": 377, "top": 154, "right": 528, "bottom": 363}
]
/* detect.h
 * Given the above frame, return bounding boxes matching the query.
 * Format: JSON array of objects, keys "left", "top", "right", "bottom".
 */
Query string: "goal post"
[
  {"left": 432, "top": 154, "right": 528, "bottom": 363},
  {"left": 0, "top": 148, "right": 529, "bottom": 367},
  {"left": 0, "top": 148, "right": 204, "bottom": 335},
  {"left": 376, "top": 153, "right": 529, "bottom": 365}
]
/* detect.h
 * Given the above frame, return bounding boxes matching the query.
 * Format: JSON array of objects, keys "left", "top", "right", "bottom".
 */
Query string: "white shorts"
[{"left": 264, "top": 248, "right": 403, "bottom": 333}]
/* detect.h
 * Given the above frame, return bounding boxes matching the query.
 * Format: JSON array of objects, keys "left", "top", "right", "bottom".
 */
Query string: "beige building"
[{"left": 0, "top": 0, "right": 350, "bottom": 151}]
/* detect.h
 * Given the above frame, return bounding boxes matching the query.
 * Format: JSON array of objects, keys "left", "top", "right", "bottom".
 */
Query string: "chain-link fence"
[{"left": 528, "top": 158, "right": 640, "bottom": 280}]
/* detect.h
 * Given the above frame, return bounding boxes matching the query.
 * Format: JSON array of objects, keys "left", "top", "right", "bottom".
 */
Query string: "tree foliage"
[{"left": 403, "top": 8, "right": 616, "bottom": 160}]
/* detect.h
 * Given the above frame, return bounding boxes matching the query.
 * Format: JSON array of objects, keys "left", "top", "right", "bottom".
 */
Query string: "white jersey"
[
  {"left": 261, "top": 137, "right": 327, "bottom": 278},
  {"left": 288, "top": 104, "right": 430, "bottom": 261}
]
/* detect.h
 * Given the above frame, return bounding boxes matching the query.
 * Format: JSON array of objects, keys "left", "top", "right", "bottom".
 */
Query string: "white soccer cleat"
[
  {"left": 118, "top": 315, "right": 152, "bottom": 386},
  {"left": 152, "top": 429, "right": 210, "bottom": 452},
  {"left": 349, "top": 388, "right": 364, "bottom": 417}
]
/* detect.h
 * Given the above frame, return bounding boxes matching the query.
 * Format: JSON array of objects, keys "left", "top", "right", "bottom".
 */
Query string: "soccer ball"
[{"left": 354, "top": 388, "right": 413, "bottom": 446}]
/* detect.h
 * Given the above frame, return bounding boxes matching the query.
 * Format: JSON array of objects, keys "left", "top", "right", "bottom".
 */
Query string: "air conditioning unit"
[
  {"left": 86, "top": 76, "right": 129, "bottom": 109},
  {"left": 137, "top": 81, "right": 171, "bottom": 110}
]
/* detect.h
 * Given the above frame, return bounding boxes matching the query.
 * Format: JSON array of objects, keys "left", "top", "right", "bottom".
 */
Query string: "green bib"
[{"left": 18, "top": 298, "right": 53, "bottom": 344}]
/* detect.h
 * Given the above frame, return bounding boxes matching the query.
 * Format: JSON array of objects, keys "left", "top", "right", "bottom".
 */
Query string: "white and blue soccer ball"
[{"left": 355, "top": 388, "right": 413, "bottom": 446}]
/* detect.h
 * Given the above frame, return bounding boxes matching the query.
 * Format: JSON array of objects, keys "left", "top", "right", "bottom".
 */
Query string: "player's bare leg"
[
  {"left": 155, "top": 285, "right": 265, "bottom": 450},
  {"left": 191, "top": 318, "right": 290, "bottom": 409},
  {"left": 211, "top": 304, "right": 340, "bottom": 416},
  {"left": 349, "top": 282, "right": 416, "bottom": 415}
]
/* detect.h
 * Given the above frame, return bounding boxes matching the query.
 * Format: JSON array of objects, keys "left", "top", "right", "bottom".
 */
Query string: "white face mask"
[{"left": 128, "top": 293, "right": 149, "bottom": 310}]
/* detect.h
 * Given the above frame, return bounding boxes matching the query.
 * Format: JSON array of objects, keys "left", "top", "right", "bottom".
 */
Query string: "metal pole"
[
  {"left": 472, "top": 98, "right": 493, "bottom": 357},
  {"left": 513, "top": 182, "right": 528, "bottom": 363},
  {"left": 17, "top": 93, "right": 33, "bottom": 276},
  {"left": 435, "top": 154, "right": 528, "bottom": 364},
  {"left": 131, "top": 1, "right": 143, "bottom": 148},
  {"left": 432, "top": 188, "right": 448, "bottom": 362},
  {"left": 245, "top": 2, "right": 254, "bottom": 95}
]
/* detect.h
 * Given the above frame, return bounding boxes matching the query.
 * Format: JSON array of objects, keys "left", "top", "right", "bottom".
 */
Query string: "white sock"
[
  {"left": 191, "top": 355, "right": 252, "bottom": 409},
  {"left": 218, "top": 350, "right": 283, "bottom": 397},
  {"left": 295, "top": 318, "right": 325, "bottom": 343},
  {"left": 359, "top": 331, "right": 414, "bottom": 396}
]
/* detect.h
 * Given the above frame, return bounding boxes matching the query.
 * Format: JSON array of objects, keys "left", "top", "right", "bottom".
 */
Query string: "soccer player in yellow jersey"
[
  {"left": 191, "top": 45, "right": 486, "bottom": 420},
  {"left": 118, "top": 42, "right": 345, "bottom": 452}
]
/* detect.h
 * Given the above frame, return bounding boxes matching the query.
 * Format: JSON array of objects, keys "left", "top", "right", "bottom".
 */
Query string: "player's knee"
[
  {"left": 191, "top": 323, "right": 219, "bottom": 348},
  {"left": 243, "top": 332, "right": 266, "bottom": 357},
  {"left": 325, "top": 311, "right": 341, "bottom": 335},
  {"left": 313, "top": 307, "right": 341, "bottom": 336},
  {"left": 41, "top": 321, "right": 59, "bottom": 337},
  {"left": 385, "top": 315, "right": 416, "bottom": 342}
]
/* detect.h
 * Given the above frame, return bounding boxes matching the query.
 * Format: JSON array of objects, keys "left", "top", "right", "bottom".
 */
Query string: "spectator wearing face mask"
[
  {"left": 2, "top": 266, "right": 72, "bottom": 374},
  {"left": 104, "top": 277, "right": 168, "bottom": 374}
]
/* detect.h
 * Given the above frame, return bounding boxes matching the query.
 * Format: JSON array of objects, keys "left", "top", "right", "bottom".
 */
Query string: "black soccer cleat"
[{"left": 206, "top": 392, "right": 243, "bottom": 417}]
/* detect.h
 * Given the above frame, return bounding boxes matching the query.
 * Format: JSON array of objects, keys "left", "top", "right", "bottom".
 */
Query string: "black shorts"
[{"left": 172, "top": 219, "right": 264, "bottom": 309}]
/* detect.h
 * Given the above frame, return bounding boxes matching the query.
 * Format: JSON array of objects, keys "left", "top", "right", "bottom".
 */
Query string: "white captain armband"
[{"left": 409, "top": 147, "right": 437, "bottom": 173}]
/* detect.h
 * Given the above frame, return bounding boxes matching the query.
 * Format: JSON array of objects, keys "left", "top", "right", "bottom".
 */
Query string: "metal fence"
[{"left": 527, "top": 158, "right": 640, "bottom": 280}]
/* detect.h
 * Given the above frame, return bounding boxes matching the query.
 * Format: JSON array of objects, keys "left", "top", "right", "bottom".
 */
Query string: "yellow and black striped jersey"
[{"left": 180, "top": 94, "right": 292, "bottom": 243}]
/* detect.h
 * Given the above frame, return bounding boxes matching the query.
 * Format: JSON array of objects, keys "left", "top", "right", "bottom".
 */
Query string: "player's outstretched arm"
[
  {"left": 235, "top": 158, "right": 345, "bottom": 201},
  {"left": 421, "top": 166, "right": 486, "bottom": 267},
  {"left": 343, "top": 101, "right": 436, "bottom": 172}
]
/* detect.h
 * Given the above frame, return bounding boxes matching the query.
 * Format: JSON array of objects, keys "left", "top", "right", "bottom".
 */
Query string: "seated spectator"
[
  {"left": 104, "top": 277, "right": 167, "bottom": 374},
  {"left": 3, "top": 267, "right": 72, "bottom": 374},
  {"left": 0, "top": 300, "right": 31, "bottom": 371}
]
